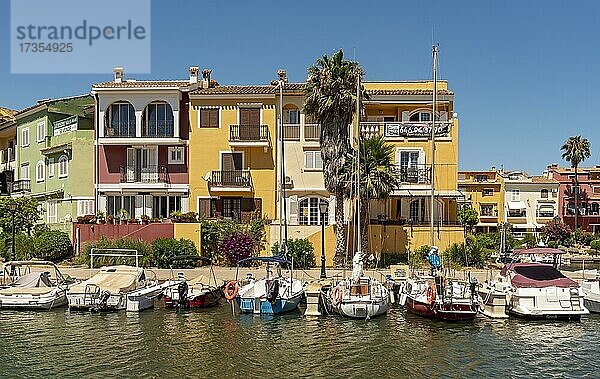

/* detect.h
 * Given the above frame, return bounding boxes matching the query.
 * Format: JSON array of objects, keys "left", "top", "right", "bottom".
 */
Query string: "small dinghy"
[
  {"left": 226, "top": 255, "right": 304, "bottom": 315},
  {"left": 0, "top": 261, "right": 72, "bottom": 310},
  {"left": 162, "top": 255, "right": 223, "bottom": 309}
]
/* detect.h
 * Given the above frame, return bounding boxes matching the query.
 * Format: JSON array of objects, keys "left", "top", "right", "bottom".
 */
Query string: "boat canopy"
[
  {"left": 503, "top": 263, "right": 577, "bottom": 288},
  {"left": 512, "top": 248, "right": 567, "bottom": 255},
  {"left": 238, "top": 255, "right": 291, "bottom": 266}
]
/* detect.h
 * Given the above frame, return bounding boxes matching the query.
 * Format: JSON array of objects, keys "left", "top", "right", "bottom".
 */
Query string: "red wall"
[
  {"left": 158, "top": 146, "right": 188, "bottom": 184},
  {"left": 99, "top": 145, "right": 127, "bottom": 184},
  {"left": 74, "top": 223, "right": 174, "bottom": 248}
]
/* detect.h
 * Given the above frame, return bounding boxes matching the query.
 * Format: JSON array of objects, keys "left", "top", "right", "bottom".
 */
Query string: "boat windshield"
[{"left": 513, "top": 265, "right": 565, "bottom": 281}]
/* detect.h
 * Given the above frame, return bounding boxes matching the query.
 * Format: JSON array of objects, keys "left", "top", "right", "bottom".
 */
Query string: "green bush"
[
  {"left": 0, "top": 232, "right": 35, "bottom": 261},
  {"left": 34, "top": 230, "right": 72, "bottom": 262},
  {"left": 521, "top": 233, "right": 537, "bottom": 248},
  {"left": 271, "top": 238, "right": 316, "bottom": 268},
  {"left": 410, "top": 245, "right": 430, "bottom": 268},
  {"left": 378, "top": 252, "right": 407, "bottom": 267},
  {"left": 591, "top": 240, "right": 600, "bottom": 253},
  {"left": 150, "top": 238, "right": 198, "bottom": 268},
  {"left": 76, "top": 237, "right": 152, "bottom": 267},
  {"left": 199, "top": 218, "right": 266, "bottom": 266}
]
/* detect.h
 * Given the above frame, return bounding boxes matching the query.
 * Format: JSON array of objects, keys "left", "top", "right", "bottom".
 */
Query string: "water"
[{"left": 0, "top": 304, "right": 598, "bottom": 378}]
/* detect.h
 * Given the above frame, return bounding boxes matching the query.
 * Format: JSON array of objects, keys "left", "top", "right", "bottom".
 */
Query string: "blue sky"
[{"left": 1, "top": 0, "right": 599, "bottom": 174}]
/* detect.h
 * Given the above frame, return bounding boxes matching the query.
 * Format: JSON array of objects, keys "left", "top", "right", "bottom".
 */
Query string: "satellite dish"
[{"left": 203, "top": 172, "right": 211, "bottom": 181}]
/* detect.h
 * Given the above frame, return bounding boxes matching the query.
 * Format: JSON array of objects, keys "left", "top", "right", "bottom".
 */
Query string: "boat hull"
[
  {"left": 584, "top": 298, "right": 600, "bottom": 313},
  {"left": 164, "top": 289, "right": 222, "bottom": 309},
  {"left": 0, "top": 291, "right": 67, "bottom": 310},
  {"left": 406, "top": 297, "right": 477, "bottom": 321},
  {"left": 237, "top": 291, "right": 303, "bottom": 315},
  {"left": 477, "top": 288, "right": 509, "bottom": 319},
  {"left": 333, "top": 299, "right": 388, "bottom": 318}
]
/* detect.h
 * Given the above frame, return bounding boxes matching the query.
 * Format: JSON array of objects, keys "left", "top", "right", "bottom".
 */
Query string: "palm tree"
[
  {"left": 561, "top": 136, "right": 591, "bottom": 230},
  {"left": 341, "top": 134, "right": 399, "bottom": 258},
  {"left": 304, "top": 49, "right": 365, "bottom": 266}
]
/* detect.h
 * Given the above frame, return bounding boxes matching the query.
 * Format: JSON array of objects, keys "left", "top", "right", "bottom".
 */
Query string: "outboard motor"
[
  {"left": 469, "top": 276, "right": 478, "bottom": 298},
  {"left": 266, "top": 280, "right": 280, "bottom": 305},
  {"left": 178, "top": 281, "right": 189, "bottom": 307}
]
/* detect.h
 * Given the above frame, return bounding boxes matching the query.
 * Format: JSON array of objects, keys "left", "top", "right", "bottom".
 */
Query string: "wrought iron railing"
[
  {"left": 210, "top": 170, "right": 252, "bottom": 187},
  {"left": 229, "top": 125, "right": 270, "bottom": 142},
  {"left": 142, "top": 120, "right": 175, "bottom": 138},
  {"left": 105, "top": 121, "right": 136, "bottom": 138},
  {"left": 10, "top": 179, "right": 31, "bottom": 193},
  {"left": 360, "top": 121, "right": 451, "bottom": 138},
  {"left": 119, "top": 165, "right": 168, "bottom": 183},
  {"left": 399, "top": 165, "right": 431, "bottom": 184}
]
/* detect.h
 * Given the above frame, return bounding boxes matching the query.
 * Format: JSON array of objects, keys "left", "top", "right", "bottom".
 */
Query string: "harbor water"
[{"left": 0, "top": 304, "right": 597, "bottom": 378}]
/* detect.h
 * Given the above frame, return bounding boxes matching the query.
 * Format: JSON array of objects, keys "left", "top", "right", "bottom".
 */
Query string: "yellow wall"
[
  {"left": 173, "top": 223, "right": 202, "bottom": 249},
  {"left": 368, "top": 224, "right": 464, "bottom": 254},
  {"left": 188, "top": 97, "right": 277, "bottom": 219},
  {"left": 459, "top": 170, "right": 505, "bottom": 225}
]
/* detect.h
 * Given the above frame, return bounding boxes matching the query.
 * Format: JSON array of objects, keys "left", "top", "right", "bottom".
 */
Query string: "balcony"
[
  {"left": 360, "top": 122, "right": 451, "bottom": 139},
  {"left": 304, "top": 124, "right": 321, "bottom": 141},
  {"left": 104, "top": 121, "right": 136, "bottom": 138},
  {"left": 120, "top": 165, "right": 168, "bottom": 183},
  {"left": 142, "top": 120, "right": 175, "bottom": 138},
  {"left": 210, "top": 170, "right": 252, "bottom": 191},
  {"left": 283, "top": 124, "right": 300, "bottom": 140},
  {"left": 0, "top": 148, "right": 15, "bottom": 172},
  {"left": 10, "top": 179, "right": 31, "bottom": 193},
  {"left": 229, "top": 125, "right": 270, "bottom": 148},
  {"left": 399, "top": 165, "right": 431, "bottom": 184}
]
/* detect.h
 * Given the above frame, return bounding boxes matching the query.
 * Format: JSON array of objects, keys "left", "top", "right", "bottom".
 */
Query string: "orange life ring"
[
  {"left": 332, "top": 286, "right": 343, "bottom": 305},
  {"left": 426, "top": 283, "right": 437, "bottom": 305},
  {"left": 224, "top": 280, "right": 239, "bottom": 300}
]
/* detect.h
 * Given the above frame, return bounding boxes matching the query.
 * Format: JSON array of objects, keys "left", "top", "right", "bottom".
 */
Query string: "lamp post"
[
  {"left": 319, "top": 200, "right": 328, "bottom": 279},
  {"left": 9, "top": 200, "right": 17, "bottom": 275}
]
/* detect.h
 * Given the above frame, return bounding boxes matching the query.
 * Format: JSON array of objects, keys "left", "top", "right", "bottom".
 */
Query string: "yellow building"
[
  {"left": 458, "top": 169, "right": 505, "bottom": 233},
  {"left": 0, "top": 107, "right": 17, "bottom": 196}
]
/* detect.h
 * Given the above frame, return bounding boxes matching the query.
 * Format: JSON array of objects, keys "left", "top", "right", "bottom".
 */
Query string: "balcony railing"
[
  {"left": 536, "top": 211, "right": 555, "bottom": 218},
  {"left": 142, "top": 120, "right": 175, "bottom": 138},
  {"left": 360, "top": 121, "right": 451, "bottom": 139},
  {"left": 105, "top": 121, "right": 136, "bottom": 138},
  {"left": 399, "top": 164, "right": 431, "bottom": 184},
  {"left": 210, "top": 170, "right": 252, "bottom": 188},
  {"left": 304, "top": 124, "right": 321, "bottom": 140},
  {"left": 283, "top": 124, "right": 300, "bottom": 140},
  {"left": 229, "top": 125, "right": 270, "bottom": 142},
  {"left": 120, "top": 165, "right": 168, "bottom": 183},
  {"left": 0, "top": 148, "right": 15, "bottom": 164},
  {"left": 10, "top": 179, "right": 31, "bottom": 193},
  {"left": 480, "top": 211, "right": 498, "bottom": 218}
]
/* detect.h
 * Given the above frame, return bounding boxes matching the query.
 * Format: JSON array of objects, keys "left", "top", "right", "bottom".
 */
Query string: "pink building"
[
  {"left": 92, "top": 67, "right": 203, "bottom": 219},
  {"left": 548, "top": 164, "right": 600, "bottom": 233}
]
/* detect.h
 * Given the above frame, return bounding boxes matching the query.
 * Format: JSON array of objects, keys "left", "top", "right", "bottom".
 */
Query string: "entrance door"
[
  {"left": 221, "top": 152, "right": 243, "bottom": 185},
  {"left": 239, "top": 108, "right": 260, "bottom": 140}
]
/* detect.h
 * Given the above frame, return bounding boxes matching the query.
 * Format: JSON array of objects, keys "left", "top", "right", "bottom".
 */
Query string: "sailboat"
[
  {"left": 400, "top": 46, "right": 479, "bottom": 321},
  {"left": 224, "top": 75, "right": 304, "bottom": 315},
  {"left": 326, "top": 73, "right": 389, "bottom": 319}
]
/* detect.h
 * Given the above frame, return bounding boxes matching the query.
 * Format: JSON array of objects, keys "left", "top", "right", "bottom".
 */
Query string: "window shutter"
[
  {"left": 402, "top": 111, "right": 410, "bottom": 121},
  {"left": 221, "top": 153, "right": 233, "bottom": 171},
  {"left": 209, "top": 109, "right": 218, "bottom": 127},
  {"left": 254, "top": 198, "right": 262, "bottom": 218},
  {"left": 135, "top": 195, "right": 144, "bottom": 218},
  {"left": 289, "top": 195, "right": 298, "bottom": 224},
  {"left": 439, "top": 111, "right": 448, "bottom": 121},
  {"left": 240, "top": 109, "right": 250, "bottom": 126},
  {"left": 215, "top": 198, "right": 223, "bottom": 218},
  {"left": 315, "top": 152, "right": 323, "bottom": 169},
  {"left": 198, "top": 198, "right": 211, "bottom": 218},
  {"left": 240, "top": 198, "right": 255, "bottom": 223},
  {"left": 250, "top": 109, "right": 260, "bottom": 125}
]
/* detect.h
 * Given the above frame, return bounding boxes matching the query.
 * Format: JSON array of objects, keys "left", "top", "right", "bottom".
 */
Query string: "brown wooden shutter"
[
  {"left": 240, "top": 109, "right": 250, "bottom": 126},
  {"left": 200, "top": 109, "right": 209, "bottom": 128},
  {"left": 214, "top": 198, "right": 222, "bottom": 218},
  {"left": 232, "top": 153, "right": 242, "bottom": 170},
  {"left": 254, "top": 198, "right": 262, "bottom": 217},
  {"left": 249, "top": 109, "right": 260, "bottom": 125},
  {"left": 198, "top": 198, "right": 211, "bottom": 218},
  {"left": 209, "top": 109, "right": 219, "bottom": 127},
  {"left": 221, "top": 153, "right": 234, "bottom": 171},
  {"left": 241, "top": 198, "right": 256, "bottom": 223}
]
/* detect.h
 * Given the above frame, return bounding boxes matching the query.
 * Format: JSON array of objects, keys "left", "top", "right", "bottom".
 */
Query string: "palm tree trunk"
[
  {"left": 333, "top": 193, "right": 346, "bottom": 267},
  {"left": 360, "top": 197, "right": 369, "bottom": 260},
  {"left": 574, "top": 164, "right": 578, "bottom": 231}
]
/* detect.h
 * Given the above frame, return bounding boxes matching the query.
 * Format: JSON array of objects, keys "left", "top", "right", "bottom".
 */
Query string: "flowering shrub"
[{"left": 220, "top": 232, "right": 254, "bottom": 266}]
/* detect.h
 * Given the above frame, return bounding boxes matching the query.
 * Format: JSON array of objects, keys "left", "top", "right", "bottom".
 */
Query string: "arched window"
[
  {"left": 36, "top": 160, "right": 45, "bottom": 182},
  {"left": 298, "top": 197, "right": 329, "bottom": 225},
  {"left": 58, "top": 155, "right": 69, "bottom": 178},
  {"left": 541, "top": 189, "right": 549, "bottom": 199},
  {"left": 106, "top": 102, "right": 135, "bottom": 137},
  {"left": 283, "top": 104, "right": 300, "bottom": 124},
  {"left": 143, "top": 101, "right": 174, "bottom": 137},
  {"left": 409, "top": 111, "right": 432, "bottom": 122}
]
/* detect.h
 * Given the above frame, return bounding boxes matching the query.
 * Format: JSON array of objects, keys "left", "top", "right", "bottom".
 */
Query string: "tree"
[
  {"left": 540, "top": 220, "right": 572, "bottom": 246},
  {"left": 561, "top": 136, "right": 591, "bottom": 230},
  {"left": 340, "top": 134, "right": 399, "bottom": 257},
  {"left": 304, "top": 49, "right": 365, "bottom": 266},
  {"left": 457, "top": 205, "right": 479, "bottom": 233},
  {"left": 0, "top": 197, "right": 41, "bottom": 235}
]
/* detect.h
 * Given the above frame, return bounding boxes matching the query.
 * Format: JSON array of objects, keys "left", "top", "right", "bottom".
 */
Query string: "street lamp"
[
  {"left": 8, "top": 200, "right": 17, "bottom": 275},
  {"left": 319, "top": 200, "right": 328, "bottom": 279}
]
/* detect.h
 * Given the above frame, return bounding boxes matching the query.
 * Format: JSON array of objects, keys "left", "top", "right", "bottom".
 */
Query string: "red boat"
[{"left": 162, "top": 256, "right": 223, "bottom": 309}]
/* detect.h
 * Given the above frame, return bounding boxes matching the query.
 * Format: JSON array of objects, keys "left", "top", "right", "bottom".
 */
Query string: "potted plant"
[
  {"left": 107, "top": 214, "right": 114, "bottom": 224},
  {"left": 129, "top": 217, "right": 138, "bottom": 224},
  {"left": 119, "top": 209, "right": 129, "bottom": 224},
  {"left": 150, "top": 217, "right": 160, "bottom": 223},
  {"left": 96, "top": 211, "right": 106, "bottom": 224},
  {"left": 141, "top": 214, "right": 150, "bottom": 224},
  {"left": 170, "top": 211, "right": 183, "bottom": 223}
]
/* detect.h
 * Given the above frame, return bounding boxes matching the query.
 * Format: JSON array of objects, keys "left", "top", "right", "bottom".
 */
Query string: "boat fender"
[
  {"left": 332, "top": 286, "right": 343, "bottom": 306},
  {"left": 178, "top": 281, "right": 189, "bottom": 306},
  {"left": 427, "top": 283, "right": 437, "bottom": 305},
  {"left": 266, "top": 279, "right": 279, "bottom": 305},
  {"left": 224, "top": 280, "right": 239, "bottom": 301}
]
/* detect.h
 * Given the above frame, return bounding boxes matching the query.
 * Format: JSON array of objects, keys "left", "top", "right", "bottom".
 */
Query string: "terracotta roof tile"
[
  {"left": 367, "top": 89, "right": 454, "bottom": 96},
  {"left": 191, "top": 83, "right": 304, "bottom": 95},
  {"left": 531, "top": 176, "right": 558, "bottom": 184},
  {"left": 93, "top": 80, "right": 193, "bottom": 89}
]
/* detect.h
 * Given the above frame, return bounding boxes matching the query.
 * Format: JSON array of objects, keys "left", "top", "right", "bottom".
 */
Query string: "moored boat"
[
  {"left": 162, "top": 255, "right": 223, "bottom": 309},
  {"left": 581, "top": 277, "right": 600, "bottom": 313},
  {"left": 0, "top": 261, "right": 72, "bottom": 310}
]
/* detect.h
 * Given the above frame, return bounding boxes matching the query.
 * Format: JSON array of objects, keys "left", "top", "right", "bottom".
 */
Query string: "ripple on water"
[{"left": 0, "top": 306, "right": 599, "bottom": 378}]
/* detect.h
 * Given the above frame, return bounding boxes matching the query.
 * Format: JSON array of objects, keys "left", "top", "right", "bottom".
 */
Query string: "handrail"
[{"left": 90, "top": 248, "right": 142, "bottom": 270}]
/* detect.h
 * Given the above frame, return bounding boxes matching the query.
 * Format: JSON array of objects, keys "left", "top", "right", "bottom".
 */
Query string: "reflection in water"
[{"left": 0, "top": 305, "right": 597, "bottom": 378}]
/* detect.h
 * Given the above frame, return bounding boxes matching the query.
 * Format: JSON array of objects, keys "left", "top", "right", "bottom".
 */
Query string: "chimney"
[
  {"left": 189, "top": 66, "right": 199, "bottom": 84},
  {"left": 491, "top": 166, "right": 496, "bottom": 171},
  {"left": 277, "top": 69, "right": 288, "bottom": 83},
  {"left": 202, "top": 69, "right": 212, "bottom": 88},
  {"left": 114, "top": 67, "right": 124, "bottom": 83}
]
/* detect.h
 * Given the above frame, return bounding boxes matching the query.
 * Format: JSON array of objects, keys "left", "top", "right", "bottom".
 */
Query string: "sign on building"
[
  {"left": 384, "top": 122, "right": 450, "bottom": 138},
  {"left": 53, "top": 115, "right": 78, "bottom": 136}
]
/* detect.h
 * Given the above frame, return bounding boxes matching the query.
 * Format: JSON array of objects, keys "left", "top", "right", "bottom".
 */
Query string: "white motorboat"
[
  {"left": 162, "top": 255, "right": 223, "bottom": 309},
  {"left": 327, "top": 252, "right": 388, "bottom": 319},
  {"left": 227, "top": 256, "right": 304, "bottom": 315},
  {"left": 491, "top": 262, "right": 588, "bottom": 320},
  {"left": 0, "top": 261, "right": 72, "bottom": 310},
  {"left": 581, "top": 276, "right": 600, "bottom": 313},
  {"left": 67, "top": 265, "right": 165, "bottom": 312}
]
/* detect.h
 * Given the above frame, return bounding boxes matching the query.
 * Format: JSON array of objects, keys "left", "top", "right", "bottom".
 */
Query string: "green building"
[{"left": 14, "top": 95, "right": 95, "bottom": 236}]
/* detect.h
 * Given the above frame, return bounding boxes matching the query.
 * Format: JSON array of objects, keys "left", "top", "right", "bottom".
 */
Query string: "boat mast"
[
  {"left": 430, "top": 45, "right": 438, "bottom": 248},
  {"left": 356, "top": 73, "right": 361, "bottom": 257}
]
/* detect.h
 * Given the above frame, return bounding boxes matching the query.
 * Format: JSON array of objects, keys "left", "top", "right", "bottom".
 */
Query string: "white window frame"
[
  {"left": 36, "top": 160, "right": 45, "bottom": 182},
  {"left": 20, "top": 162, "right": 30, "bottom": 180},
  {"left": 37, "top": 121, "right": 46, "bottom": 142},
  {"left": 511, "top": 189, "right": 520, "bottom": 201},
  {"left": 47, "top": 201, "right": 58, "bottom": 223},
  {"left": 77, "top": 199, "right": 95, "bottom": 216},
  {"left": 48, "top": 157, "right": 55, "bottom": 177},
  {"left": 21, "top": 127, "right": 30, "bottom": 147},
  {"left": 304, "top": 150, "right": 323, "bottom": 170},
  {"left": 168, "top": 146, "right": 185, "bottom": 164},
  {"left": 58, "top": 155, "right": 69, "bottom": 178}
]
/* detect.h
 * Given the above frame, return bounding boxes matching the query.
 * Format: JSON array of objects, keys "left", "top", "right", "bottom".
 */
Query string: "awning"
[
  {"left": 40, "top": 142, "right": 72, "bottom": 155},
  {"left": 391, "top": 189, "right": 464, "bottom": 198},
  {"left": 507, "top": 201, "right": 526, "bottom": 210}
]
